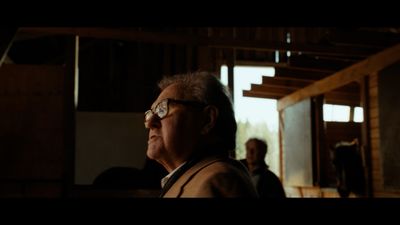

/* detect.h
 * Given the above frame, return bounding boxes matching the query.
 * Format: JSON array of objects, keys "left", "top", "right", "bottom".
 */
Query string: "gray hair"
[{"left": 158, "top": 71, "right": 237, "bottom": 153}]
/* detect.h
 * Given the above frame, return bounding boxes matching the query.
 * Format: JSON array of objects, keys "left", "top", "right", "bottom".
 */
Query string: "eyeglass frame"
[{"left": 144, "top": 98, "right": 207, "bottom": 123}]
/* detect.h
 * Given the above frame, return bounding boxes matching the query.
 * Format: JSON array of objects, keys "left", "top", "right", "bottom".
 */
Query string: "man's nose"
[{"left": 145, "top": 114, "right": 161, "bottom": 129}]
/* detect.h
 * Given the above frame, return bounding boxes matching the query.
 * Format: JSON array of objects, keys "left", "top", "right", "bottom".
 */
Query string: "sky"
[
  {"left": 220, "top": 65, "right": 363, "bottom": 128},
  {"left": 220, "top": 65, "right": 279, "bottom": 132}
]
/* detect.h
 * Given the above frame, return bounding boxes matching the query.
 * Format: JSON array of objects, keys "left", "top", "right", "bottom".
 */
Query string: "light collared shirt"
[{"left": 161, "top": 162, "right": 187, "bottom": 188}]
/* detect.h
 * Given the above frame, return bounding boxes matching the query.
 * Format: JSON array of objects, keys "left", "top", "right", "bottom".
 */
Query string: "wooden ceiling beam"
[
  {"left": 278, "top": 43, "right": 400, "bottom": 111},
  {"left": 261, "top": 76, "right": 360, "bottom": 93},
  {"left": 244, "top": 89, "right": 360, "bottom": 106},
  {"left": 252, "top": 83, "right": 359, "bottom": 96},
  {"left": 251, "top": 84, "right": 297, "bottom": 95},
  {"left": 262, "top": 76, "right": 315, "bottom": 87},
  {"left": 18, "top": 27, "right": 377, "bottom": 58},
  {"left": 243, "top": 90, "right": 285, "bottom": 99},
  {"left": 288, "top": 54, "right": 356, "bottom": 71},
  {"left": 327, "top": 29, "right": 400, "bottom": 49},
  {"left": 275, "top": 67, "right": 333, "bottom": 80}
]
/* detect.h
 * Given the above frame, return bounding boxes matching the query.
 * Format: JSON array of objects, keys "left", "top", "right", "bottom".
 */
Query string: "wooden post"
[
  {"left": 226, "top": 49, "right": 235, "bottom": 102},
  {"left": 279, "top": 110, "right": 284, "bottom": 183},
  {"left": 312, "top": 95, "right": 325, "bottom": 186},
  {"left": 360, "top": 75, "right": 373, "bottom": 197},
  {"left": 63, "top": 35, "right": 79, "bottom": 197}
]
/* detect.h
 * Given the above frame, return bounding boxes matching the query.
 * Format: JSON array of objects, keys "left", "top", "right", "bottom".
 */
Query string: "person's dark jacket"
[{"left": 240, "top": 159, "right": 286, "bottom": 198}]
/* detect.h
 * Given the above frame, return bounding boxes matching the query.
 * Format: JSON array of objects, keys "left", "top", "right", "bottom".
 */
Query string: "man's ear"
[{"left": 201, "top": 105, "right": 219, "bottom": 135}]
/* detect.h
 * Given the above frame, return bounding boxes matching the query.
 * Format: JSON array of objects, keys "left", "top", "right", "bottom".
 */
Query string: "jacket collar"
[{"left": 162, "top": 155, "right": 226, "bottom": 197}]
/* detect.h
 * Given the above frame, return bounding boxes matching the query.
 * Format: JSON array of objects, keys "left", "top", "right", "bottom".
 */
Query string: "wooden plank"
[
  {"left": 335, "top": 82, "right": 361, "bottom": 93},
  {"left": 245, "top": 90, "right": 360, "bottom": 106},
  {"left": 373, "top": 183, "right": 383, "bottom": 192},
  {"left": 243, "top": 90, "right": 284, "bottom": 99},
  {"left": 377, "top": 63, "right": 400, "bottom": 189},
  {"left": 372, "top": 171, "right": 383, "bottom": 180},
  {"left": 370, "top": 117, "right": 379, "bottom": 129},
  {"left": 275, "top": 67, "right": 335, "bottom": 80},
  {"left": 370, "top": 127, "right": 380, "bottom": 139},
  {"left": 207, "top": 39, "right": 375, "bottom": 58},
  {"left": 197, "top": 46, "right": 211, "bottom": 71},
  {"left": 236, "top": 60, "right": 288, "bottom": 68},
  {"left": 264, "top": 76, "right": 361, "bottom": 93},
  {"left": 369, "top": 97, "right": 378, "bottom": 109},
  {"left": 288, "top": 54, "right": 358, "bottom": 71},
  {"left": 369, "top": 73, "right": 378, "bottom": 86},
  {"left": 360, "top": 75, "right": 373, "bottom": 197},
  {"left": 371, "top": 147, "right": 381, "bottom": 160},
  {"left": 369, "top": 86, "right": 378, "bottom": 98},
  {"left": 0, "top": 65, "right": 66, "bottom": 182},
  {"left": 19, "top": 27, "right": 377, "bottom": 58},
  {"left": 251, "top": 84, "right": 296, "bottom": 95},
  {"left": 262, "top": 77, "right": 310, "bottom": 89},
  {"left": 371, "top": 137, "right": 380, "bottom": 149},
  {"left": 263, "top": 76, "right": 315, "bottom": 85},
  {"left": 328, "top": 29, "right": 400, "bottom": 48},
  {"left": 278, "top": 43, "right": 400, "bottom": 111},
  {"left": 374, "top": 191, "right": 400, "bottom": 197},
  {"left": 370, "top": 107, "right": 379, "bottom": 119},
  {"left": 0, "top": 28, "right": 18, "bottom": 67},
  {"left": 236, "top": 60, "right": 337, "bottom": 74},
  {"left": 254, "top": 83, "right": 359, "bottom": 96},
  {"left": 325, "top": 92, "right": 360, "bottom": 106}
]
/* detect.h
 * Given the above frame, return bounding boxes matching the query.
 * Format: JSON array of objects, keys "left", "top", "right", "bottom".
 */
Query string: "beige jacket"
[{"left": 163, "top": 156, "right": 258, "bottom": 198}]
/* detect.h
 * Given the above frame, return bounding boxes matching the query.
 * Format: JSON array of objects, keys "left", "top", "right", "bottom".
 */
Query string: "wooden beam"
[
  {"left": 18, "top": 27, "right": 197, "bottom": 45},
  {"left": 328, "top": 29, "right": 400, "bottom": 49},
  {"left": 289, "top": 54, "right": 356, "bottom": 71},
  {"left": 18, "top": 27, "right": 377, "bottom": 58},
  {"left": 207, "top": 40, "right": 375, "bottom": 58},
  {"left": 243, "top": 90, "right": 285, "bottom": 99},
  {"left": 250, "top": 83, "right": 359, "bottom": 101},
  {"left": 261, "top": 77, "right": 360, "bottom": 93},
  {"left": 324, "top": 92, "right": 360, "bottom": 104},
  {"left": 262, "top": 76, "right": 314, "bottom": 88},
  {"left": 245, "top": 89, "right": 360, "bottom": 106},
  {"left": 0, "top": 28, "right": 18, "bottom": 67},
  {"left": 278, "top": 43, "right": 400, "bottom": 111},
  {"left": 261, "top": 77, "right": 313, "bottom": 89},
  {"left": 275, "top": 67, "right": 332, "bottom": 80},
  {"left": 235, "top": 60, "right": 288, "bottom": 68},
  {"left": 251, "top": 84, "right": 297, "bottom": 95}
]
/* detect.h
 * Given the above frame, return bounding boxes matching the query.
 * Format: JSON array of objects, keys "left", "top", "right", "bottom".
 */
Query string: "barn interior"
[{"left": 1, "top": 27, "right": 400, "bottom": 198}]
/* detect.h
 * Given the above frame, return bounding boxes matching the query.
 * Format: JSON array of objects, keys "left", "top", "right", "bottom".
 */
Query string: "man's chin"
[{"left": 146, "top": 147, "right": 161, "bottom": 160}]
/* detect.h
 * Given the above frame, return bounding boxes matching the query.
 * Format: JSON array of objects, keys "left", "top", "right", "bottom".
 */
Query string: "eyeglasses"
[{"left": 144, "top": 98, "right": 207, "bottom": 123}]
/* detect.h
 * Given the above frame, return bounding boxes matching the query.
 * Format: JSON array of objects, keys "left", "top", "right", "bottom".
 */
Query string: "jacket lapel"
[{"left": 163, "top": 156, "right": 224, "bottom": 197}]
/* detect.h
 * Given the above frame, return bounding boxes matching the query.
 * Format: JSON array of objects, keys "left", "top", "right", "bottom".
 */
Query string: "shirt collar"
[{"left": 161, "top": 162, "right": 187, "bottom": 188}]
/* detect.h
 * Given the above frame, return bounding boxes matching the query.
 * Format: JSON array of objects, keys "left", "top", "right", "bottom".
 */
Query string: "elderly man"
[{"left": 144, "top": 71, "right": 257, "bottom": 197}]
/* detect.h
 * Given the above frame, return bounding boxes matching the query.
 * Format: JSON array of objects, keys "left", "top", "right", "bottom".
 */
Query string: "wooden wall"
[
  {"left": 369, "top": 73, "right": 384, "bottom": 196},
  {"left": 0, "top": 64, "right": 66, "bottom": 197},
  {"left": 372, "top": 64, "right": 400, "bottom": 197}
]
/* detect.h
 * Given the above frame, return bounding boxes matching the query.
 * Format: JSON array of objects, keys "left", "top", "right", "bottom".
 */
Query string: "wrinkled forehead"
[{"left": 151, "top": 84, "right": 186, "bottom": 108}]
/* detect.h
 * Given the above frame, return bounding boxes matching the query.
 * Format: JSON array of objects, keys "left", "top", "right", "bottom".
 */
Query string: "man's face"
[
  {"left": 245, "top": 140, "right": 265, "bottom": 165},
  {"left": 145, "top": 84, "right": 203, "bottom": 170}
]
